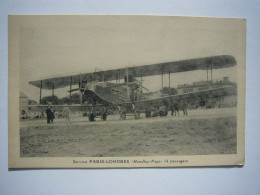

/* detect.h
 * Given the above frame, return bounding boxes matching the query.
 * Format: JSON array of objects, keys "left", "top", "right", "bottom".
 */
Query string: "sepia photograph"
[{"left": 8, "top": 15, "right": 246, "bottom": 168}]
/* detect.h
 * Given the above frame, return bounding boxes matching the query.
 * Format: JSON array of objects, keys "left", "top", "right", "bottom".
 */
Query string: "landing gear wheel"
[
  {"left": 134, "top": 111, "right": 140, "bottom": 119},
  {"left": 120, "top": 112, "right": 126, "bottom": 120},
  {"left": 89, "top": 113, "right": 95, "bottom": 122},
  {"left": 145, "top": 110, "right": 151, "bottom": 118},
  {"left": 159, "top": 110, "right": 165, "bottom": 117}
]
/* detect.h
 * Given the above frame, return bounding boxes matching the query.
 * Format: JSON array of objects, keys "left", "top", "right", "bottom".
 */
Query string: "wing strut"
[
  {"left": 168, "top": 70, "right": 171, "bottom": 96},
  {"left": 211, "top": 64, "right": 213, "bottom": 83},
  {"left": 69, "top": 76, "right": 72, "bottom": 99},
  {"left": 52, "top": 84, "right": 55, "bottom": 96},
  {"left": 161, "top": 65, "right": 164, "bottom": 97},
  {"left": 118, "top": 69, "right": 120, "bottom": 84},
  {"left": 79, "top": 74, "right": 83, "bottom": 104},
  {"left": 207, "top": 67, "right": 208, "bottom": 85},
  {"left": 141, "top": 74, "right": 143, "bottom": 99},
  {"left": 39, "top": 80, "right": 42, "bottom": 104}
]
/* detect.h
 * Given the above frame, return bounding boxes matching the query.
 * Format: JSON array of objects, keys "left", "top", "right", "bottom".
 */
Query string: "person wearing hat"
[
  {"left": 62, "top": 104, "right": 71, "bottom": 125},
  {"left": 50, "top": 106, "right": 55, "bottom": 123},
  {"left": 45, "top": 104, "right": 52, "bottom": 124}
]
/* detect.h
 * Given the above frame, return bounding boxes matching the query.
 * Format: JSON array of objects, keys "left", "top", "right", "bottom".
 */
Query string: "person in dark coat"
[
  {"left": 45, "top": 105, "right": 52, "bottom": 124},
  {"left": 50, "top": 106, "right": 55, "bottom": 123}
]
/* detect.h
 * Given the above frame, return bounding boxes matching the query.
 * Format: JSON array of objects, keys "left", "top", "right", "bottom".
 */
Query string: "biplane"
[{"left": 28, "top": 55, "right": 237, "bottom": 121}]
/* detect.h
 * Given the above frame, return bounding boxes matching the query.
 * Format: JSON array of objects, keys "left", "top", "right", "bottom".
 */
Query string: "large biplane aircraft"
[{"left": 28, "top": 55, "right": 237, "bottom": 121}]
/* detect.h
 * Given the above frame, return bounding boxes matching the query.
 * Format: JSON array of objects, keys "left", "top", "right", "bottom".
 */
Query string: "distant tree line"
[
  {"left": 28, "top": 99, "right": 38, "bottom": 105},
  {"left": 160, "top": 87, "right": 178, "bottom": 95}
]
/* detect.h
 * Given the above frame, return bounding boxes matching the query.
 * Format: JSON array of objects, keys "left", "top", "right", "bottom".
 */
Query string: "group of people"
[
  {"left": 45, "top": 103, "right": 71, "bottom": 125},
  {"left": 44, "top": 101, "right": 187, "bottom": 124},
  {"left": 170, "top": 101, "right": 188, "bottom": 116}
]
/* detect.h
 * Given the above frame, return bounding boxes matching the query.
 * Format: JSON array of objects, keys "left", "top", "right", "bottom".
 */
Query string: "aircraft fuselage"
[{"left": 83, "top": 81, "right": 140, "bottom": 105}]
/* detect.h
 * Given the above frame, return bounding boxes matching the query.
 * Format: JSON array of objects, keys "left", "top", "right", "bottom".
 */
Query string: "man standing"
[
  {"left": 45, "top": 105, "right": 52, "bottom": 124},
  {"left": 50, "top": 106, "right": 55, "bottom": 123},
  {"left": 62, "top": 104, "right": 71, "bottom": 125},
  {"left": 118, "top": 104, "right": 126, "bottom": 120}
]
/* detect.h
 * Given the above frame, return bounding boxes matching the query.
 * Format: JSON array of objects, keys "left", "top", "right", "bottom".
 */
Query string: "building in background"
[
  {"left": 177, "top": 77, "right": 237, "bottom": 108},
  {"left": 19, "top": 91, "right": 30, "bottom": 119}
]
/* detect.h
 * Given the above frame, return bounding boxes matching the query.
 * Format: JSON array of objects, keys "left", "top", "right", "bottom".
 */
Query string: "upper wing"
[{"left": 29, "top": 55, "right": 236, "bottom": 90}]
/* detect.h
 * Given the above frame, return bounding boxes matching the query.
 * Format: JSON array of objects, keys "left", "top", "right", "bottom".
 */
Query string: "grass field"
[{"left": 20, "top": 115, "right": 237, "bottom": 157}]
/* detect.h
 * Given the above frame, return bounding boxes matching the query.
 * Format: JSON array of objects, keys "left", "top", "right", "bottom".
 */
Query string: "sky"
[{"left": 15, "top": 15, "right": 245, "bottom": 101}]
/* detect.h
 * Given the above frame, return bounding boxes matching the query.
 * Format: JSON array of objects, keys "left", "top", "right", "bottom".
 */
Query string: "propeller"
[
  {"left": 139, "top": 84, "right": 149, "bottom": 92},
  {"left": 133, "top": 79, "right": 149, "bottom": 91}
]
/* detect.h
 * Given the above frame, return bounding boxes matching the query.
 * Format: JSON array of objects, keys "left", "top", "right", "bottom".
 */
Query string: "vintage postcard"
[{"left": 8, "top": 15, "right": 246, "bottom": 168}]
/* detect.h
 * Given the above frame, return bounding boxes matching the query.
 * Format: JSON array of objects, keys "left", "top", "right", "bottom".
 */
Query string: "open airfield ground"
[{"left": 20, "top": 107, "right": 237, "bottom": 157}]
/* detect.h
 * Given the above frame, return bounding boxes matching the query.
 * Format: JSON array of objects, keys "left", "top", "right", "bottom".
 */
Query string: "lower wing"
[{"left": 130, "top": 85, "right": 237, "bottom": 110}]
